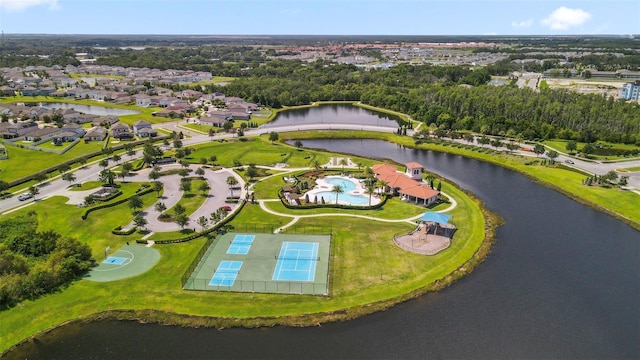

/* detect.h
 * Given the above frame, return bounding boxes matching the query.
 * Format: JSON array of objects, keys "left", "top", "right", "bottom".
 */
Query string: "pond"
[
  {"left": 262, "top": 103, "right": 403, "bottom": 129},
  {"left": 37, "top": 102, "right": 140, "bottom": 116}
]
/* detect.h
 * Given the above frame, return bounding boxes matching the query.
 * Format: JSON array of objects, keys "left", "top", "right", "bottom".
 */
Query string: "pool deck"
[{"left": 304, "top": 175, "right": 382, "bottom": 206}]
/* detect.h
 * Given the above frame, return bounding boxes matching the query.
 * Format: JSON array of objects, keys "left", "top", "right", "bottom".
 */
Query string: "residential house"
[
  {"left": 133, "top": 120, "right": 157, "bottom": 137},
  {"left": 85, "top": 127, "right": 107, "bottom": 142},
  {"left": 55, "top": 123, "right": 85, "bottom": 141},
  {"left": 177, "top": 89, "right": 203, "bottom": 100},
  {"left": 0, "top": 86, "right": 15, "bottom": 96},
  {"left": 230, "top": 111, "right": 251, "bottom": 120},
  {"left": 111, "top": 122, "right": 132, "bottom": 139},
  {"left": 21, "top": 86, "right": 39, "bottom": 96},
  {"left": 200, "top": 116, "right": 228, "bottom": 127},
  {"left": 92, "top": 115, "right": 119, "bottom": 127},
  {"left": 2, "top": 122, "right": 38, "bottom": 138},
  {"left": 133, "top": 94, "right": 152, "bottom": 107},
  {"left": 25, "top": 127, "right": 61, "bottom": 142}
]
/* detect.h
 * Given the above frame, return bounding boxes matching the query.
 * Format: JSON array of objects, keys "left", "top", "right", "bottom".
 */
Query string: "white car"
[
  {"left": 564, "top": 159, "right": 574, "bottom": 164},
  {"left": 17, "top": 193, "right": 32, "bottom": 201}
]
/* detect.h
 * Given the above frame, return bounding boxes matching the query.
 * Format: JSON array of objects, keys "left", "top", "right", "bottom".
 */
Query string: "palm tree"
[
  {"left": 311, "top": 160, "right": 322, "bottom": 173},
  {"left": 339, "top": 158, "right": 348, "bottom": 172},
  {"left": 425, "top": 173, "right": 435, "bottom": 188},
  {"left": 28, "top": 186, "right": 39, "bottom": 201},
  {"left": 154, "top": 202, "right": 167, "bottom": 213},
  {"left": 99, "top": 169, "right": 116, "bottom": 186},
  {"left": 153, "top": 181, "right": 164, "bottom": 197},
  {"left": 365, "top": 183, "right": 376, "bottom": 206},
  {"left": 332, "top": 184, "right": 344, "bottom": 204},
  {"left": 62, "top": 173, "right": 76, "bottom": 186},
  {"left": 226, "top": 176, "right": 238, "bottom": 197},
  {"left": 376, "top": 179, "right": 388, "bottom": 194}
]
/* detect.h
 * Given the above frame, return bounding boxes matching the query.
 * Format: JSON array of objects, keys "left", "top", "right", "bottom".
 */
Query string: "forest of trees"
[
  {"left": 0, "top": 213, "right": 93, "bottom": 308},
  {"left": 205, "top": 61, "right": 639, "bottom": 144}
]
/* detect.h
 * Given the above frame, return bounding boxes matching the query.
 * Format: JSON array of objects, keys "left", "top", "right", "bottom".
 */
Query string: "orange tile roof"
[
  {"left": 405, "top": 162, "right": 423, "bottom": 168},
  {"left": 372, "top": 164, "right": 397, "bottom": 175},
  {"left": 400, "top": 184, "right": 439, "bottom": 199},
  {"left": 374, "top": 163, "right": 439, "bottom": 201}
]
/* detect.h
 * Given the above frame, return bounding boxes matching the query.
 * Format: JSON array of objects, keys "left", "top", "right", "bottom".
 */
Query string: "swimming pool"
[{"left": 305, "top": 175, "right": 378, "bottom": 206}]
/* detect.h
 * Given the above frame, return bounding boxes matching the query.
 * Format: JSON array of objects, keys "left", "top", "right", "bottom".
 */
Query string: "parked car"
[
  {"left": 17, "top": 193, "right": 32, "bottom": 201},
  {"left": 218, "top": 205, "right": 232, "bottom": 212},
  {"left": 564, "top": 159, "right": 574, "bottom": 164}
]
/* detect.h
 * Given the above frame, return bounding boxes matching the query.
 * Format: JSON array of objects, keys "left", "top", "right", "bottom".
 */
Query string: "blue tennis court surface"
[
  {"left": 209, "top": 260, "right": 243, "bottom": 286},
  {"left": 102, "top": 256, "right": 128, "bottom": 265},
  {"left": 272, "top": 242, "right": 319, "bottom": 281},
  {"left": 226, "top": 234, "right": 256, "bottom": 255}
]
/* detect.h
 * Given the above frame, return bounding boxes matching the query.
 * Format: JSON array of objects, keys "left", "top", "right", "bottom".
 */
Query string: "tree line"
[
  {"left": 207, "top": 61, "right": 639, "bottom": 144},
  {"left": 0, "top": 213, "right": 93, "bottom": 308}
]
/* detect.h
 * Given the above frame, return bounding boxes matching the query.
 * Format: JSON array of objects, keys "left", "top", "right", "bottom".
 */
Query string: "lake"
[{"left": 5, "top": 140, "right": 639, "bottom": 359}]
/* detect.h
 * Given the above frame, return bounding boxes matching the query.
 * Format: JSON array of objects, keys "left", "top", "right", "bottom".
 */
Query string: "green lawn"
[
  {"left": 544, "top": 139, "right": 640, "bottom": 160},
  {"left": 617, "top": 166, "right": 640, "bottom": 172},
  {"left": 0, "top": 142, "right": 487, "bottom": 352},
  {"left": 161, "top": 179, "right": 209, "bottom": 219},
  {"left": 0, "top": 140, "right": 104, "bottom": 184}
]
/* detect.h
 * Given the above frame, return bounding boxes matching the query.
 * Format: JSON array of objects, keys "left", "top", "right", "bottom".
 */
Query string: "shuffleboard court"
[{"left": 184, "top": 232, "right": 331, "bottom": 295}]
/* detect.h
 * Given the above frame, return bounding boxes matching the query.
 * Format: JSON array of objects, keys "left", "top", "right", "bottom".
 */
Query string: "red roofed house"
[{"left": 372, "top": 162, "right": 440, "bottom": 206}]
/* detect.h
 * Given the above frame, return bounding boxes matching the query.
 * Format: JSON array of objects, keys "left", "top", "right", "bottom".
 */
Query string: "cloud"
[
  {"left": 0, "top": 0, "right": 59, "bottom": 12},
  {"left": 541, "top": 7, "right": 591, "bottom": 30},
  {"left": 512, "top": 19, "right": 533, "bottom": 28}
]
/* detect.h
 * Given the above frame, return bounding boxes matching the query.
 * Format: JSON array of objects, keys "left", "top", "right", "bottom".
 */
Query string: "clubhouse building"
[{"left": 372, "top": 162, "right": 440, "bottom": 206}]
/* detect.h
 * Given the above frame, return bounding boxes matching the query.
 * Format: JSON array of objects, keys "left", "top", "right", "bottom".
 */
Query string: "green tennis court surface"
[
  {"left": 184, "top": 232, "right": 331, "bottom": 295},
  {"left": 85, "top": 244, "right": 161, "bottom": 282}
]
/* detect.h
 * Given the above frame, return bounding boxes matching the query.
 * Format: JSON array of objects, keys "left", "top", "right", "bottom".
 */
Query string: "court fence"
[
  {"left": 181, "top": 234, "right": 217, "bottom": 288},
  {"left": 183, "top": 278, "right": 329, "bottom": 296},
  {"left": 227, "top": 223, "right": 333, "bottom": 236}
]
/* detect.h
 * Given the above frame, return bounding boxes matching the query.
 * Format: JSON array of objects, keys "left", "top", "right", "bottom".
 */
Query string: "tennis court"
[
  {"left": 184, "top": 232, "right": 331, "bottom": 295},
  {"left": 273, "top": 242, "right": 319, "bottom": 281}
]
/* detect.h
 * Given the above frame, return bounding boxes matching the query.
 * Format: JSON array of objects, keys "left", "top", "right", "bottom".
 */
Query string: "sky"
[{"left": 0, "top": 0, "right": 638, "bottom": 36}]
